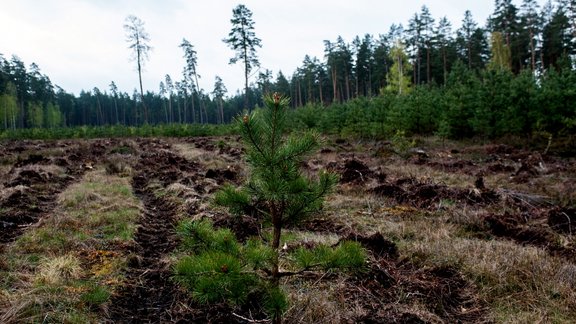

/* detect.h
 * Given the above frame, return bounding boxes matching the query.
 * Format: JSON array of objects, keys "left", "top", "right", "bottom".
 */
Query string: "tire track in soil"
[
  {"left": 107, "top": 139, "right": 211, "bottom": 323},
  {"left": 0, "top": 140, "right": 108, "bottom": 244}
]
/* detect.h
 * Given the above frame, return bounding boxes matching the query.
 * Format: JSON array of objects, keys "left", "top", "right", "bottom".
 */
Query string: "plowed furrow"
[{"left": 107, "top": 140, "right": 194, "bottom": 323}]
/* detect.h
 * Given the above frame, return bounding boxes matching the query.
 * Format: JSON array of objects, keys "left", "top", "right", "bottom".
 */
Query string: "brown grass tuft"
[
  {"left": 283, "top": 278, "right": 347, "bottom": 324},
  {"left": 35, "top": 254, "right": 83, "bottom": 286}
]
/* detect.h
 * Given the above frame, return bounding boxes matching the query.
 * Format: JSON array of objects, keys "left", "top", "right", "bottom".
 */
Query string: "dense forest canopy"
[{"left": 1, "top": 0, "right": 575, "bottom": 140}]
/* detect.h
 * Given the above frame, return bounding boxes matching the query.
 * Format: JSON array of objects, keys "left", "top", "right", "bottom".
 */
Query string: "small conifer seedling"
[{"left": 174, "top": 93, "right": 366, "bottom": 324}]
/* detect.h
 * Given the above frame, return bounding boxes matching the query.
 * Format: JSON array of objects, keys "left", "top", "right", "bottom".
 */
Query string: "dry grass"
[
  {"left": 334, "top": 190, "right": 576, "bottom": 322},
  {"left": 313, "top": 140, "right": 576, "bottom": 323},
  {"left": 160, "top": 182, "right": 205, "bottom": 222},
  {"left": 0, "top": 166, "right": 141, "bottom": 323},
  {"left": 103, "top": 153, "right": 138, "bottom": 177},
  {"left": 172, "top": 143, "right": 206, "bottom": 161},
  {"left": 406, "top": 237, "right": 576, "bottom": 322},
  {"left": 13, "top": 164, "right": 67, "bottom": 181},
  {"left": 286, "top": 230, "right": 340, "bottom": 246},
  {"left": 172, "top": 142, "right": 244, "bottom": 173},
  {"left": 486, "top": 171, "right": 576, "bottom": 207},
  {"left": 385, "top": 161, "right": 478, "bottom": 189},
  {"left": 0, "top": 165, "right": 11, "bottom": 183},
  {"left": 35, "top": 255, "right": 83, "bottom": 286},
  {"left": 161, "top": 178, "right": 223, "bottom": 221},
  {"left": 328, "top": 189, "right": 576, "bottom": 322},
  {"left": 283, "top": 277, "right": 348, "bottom": 324}
]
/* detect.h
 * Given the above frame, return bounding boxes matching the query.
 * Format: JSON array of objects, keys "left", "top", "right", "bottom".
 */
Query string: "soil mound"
[
  {"left": 371, "top": 178, "right": 500, "bottom": 208},
  {"left": 212, "top": 214, "right": 260, "bottom": 242},
  {"left": 205, "top": 167, "right": 238, "bottom": 184},
  {"left": 344, "top": 231, "right": 399, "bottom": 259},
  {"left": 346, "top": 261, "right": 486, "bottom": 323},
  {"left": 327, "top": 158, "right": 377, "bottom": 184}
]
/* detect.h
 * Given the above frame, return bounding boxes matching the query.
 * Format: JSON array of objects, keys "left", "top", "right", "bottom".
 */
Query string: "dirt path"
[
  {"left": 106, "top": 138, "right": 247, "bottom": 322},
  {"left": 106, "top": 138, "right": 236, "bottom": 322},
  {"left": 106, "top": 139, "right": 185, "bottom": 322}
]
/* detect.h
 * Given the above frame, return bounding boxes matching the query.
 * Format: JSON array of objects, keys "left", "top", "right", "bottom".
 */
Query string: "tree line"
[{"left": 1, "top": 0, "right": 575, "bottom": 140}]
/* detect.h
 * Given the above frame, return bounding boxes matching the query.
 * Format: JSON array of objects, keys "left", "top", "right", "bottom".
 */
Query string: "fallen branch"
[
  {"left": 562, "top": 211, "right": 573, "bottom": 236},
  {"left": 232, "top": 312, "right": 271, "bottom": 323},
  {"left": 498, "top": 189, "right": 553, "bottom": 207}
]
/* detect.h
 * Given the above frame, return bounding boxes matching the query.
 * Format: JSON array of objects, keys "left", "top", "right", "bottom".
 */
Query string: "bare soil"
[
  {"left": 1, "top": 136, "right": 574, "bottom": 323},
  {"left": 1, "top": 139, "right": 111, "bottom": 243}
]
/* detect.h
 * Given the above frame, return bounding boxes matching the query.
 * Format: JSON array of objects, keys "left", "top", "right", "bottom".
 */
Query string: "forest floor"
[{"left": 0, "top": 136, "right": 575, "bottom": 323}]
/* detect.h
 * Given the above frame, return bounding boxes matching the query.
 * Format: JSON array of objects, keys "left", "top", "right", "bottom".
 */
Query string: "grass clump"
[{"left": 81, "top": 284, "right": 111, "bottom": 306}]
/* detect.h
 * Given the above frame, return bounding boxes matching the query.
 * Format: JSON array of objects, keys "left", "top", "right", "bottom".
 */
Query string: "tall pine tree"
[{"left": 223, "top": 4, "right": 262, "bottom": 111}]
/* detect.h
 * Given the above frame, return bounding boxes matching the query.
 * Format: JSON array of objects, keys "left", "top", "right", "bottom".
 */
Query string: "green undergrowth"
[
  {"left": 0, "top": 123, "right": 236, "bottom": 140},
  {"left": 173, "top": 218, "right": 366, "bottom": 319}
]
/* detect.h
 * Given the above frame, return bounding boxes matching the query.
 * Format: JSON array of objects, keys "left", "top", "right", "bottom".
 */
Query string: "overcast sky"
[{"left": 0, "top": 0, "right": 546, "bottom": 97}]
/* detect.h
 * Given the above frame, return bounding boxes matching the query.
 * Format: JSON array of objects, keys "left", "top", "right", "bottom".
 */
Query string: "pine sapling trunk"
[{"left": 270, "top": 204, "right": 282, "bottom": 286}]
